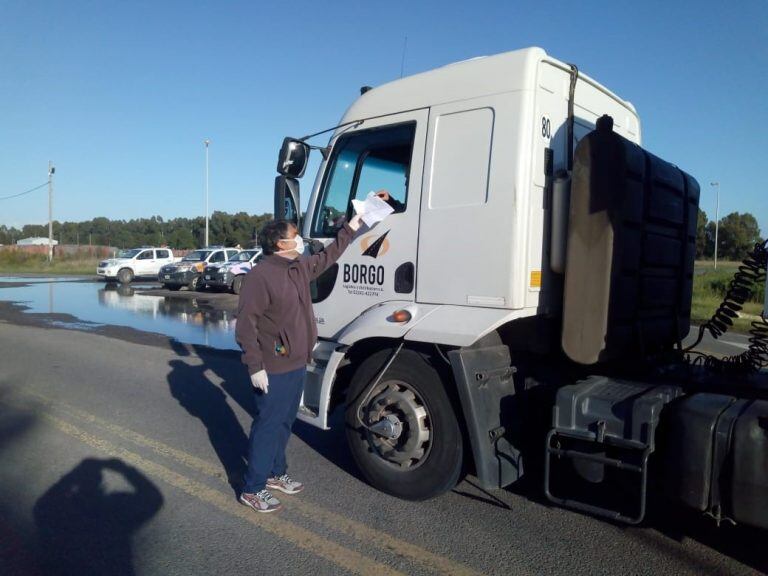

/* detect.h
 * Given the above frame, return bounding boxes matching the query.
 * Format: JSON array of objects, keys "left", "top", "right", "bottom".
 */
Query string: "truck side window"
[
  {"left": 311, "top": 122, "right": 415, "bottom": 237},
  {"left": 156, "top": 249, "right": 169, "bottom": 259},
  {"left": 137, "top": 250, "right": 153, "bottom": 260}
]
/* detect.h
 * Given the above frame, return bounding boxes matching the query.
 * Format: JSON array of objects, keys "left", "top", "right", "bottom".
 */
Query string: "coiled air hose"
[{"left": 685, "top": 239, "right": 768, "bottom": 373}]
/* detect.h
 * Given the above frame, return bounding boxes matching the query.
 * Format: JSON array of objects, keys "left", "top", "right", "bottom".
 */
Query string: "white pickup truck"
[{"left": 97, "top": 247, "right": 178, "bottom": 284}]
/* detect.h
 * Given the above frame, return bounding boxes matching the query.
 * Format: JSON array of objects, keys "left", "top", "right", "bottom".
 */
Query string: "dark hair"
[{"left": 258, "top": 220, "right": 295, "bottom": 255}]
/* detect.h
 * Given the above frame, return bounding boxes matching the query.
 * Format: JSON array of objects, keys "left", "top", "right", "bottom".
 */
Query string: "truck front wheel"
[{"left": 345, "top": 349, "right": 463, "bottom": 501}]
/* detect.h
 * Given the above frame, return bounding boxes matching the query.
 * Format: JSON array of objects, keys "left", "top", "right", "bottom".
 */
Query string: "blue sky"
[{"left": 1, "top": 1, "right": 766, "bottom": 235}]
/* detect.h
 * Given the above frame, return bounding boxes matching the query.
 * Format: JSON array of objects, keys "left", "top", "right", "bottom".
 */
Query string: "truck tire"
[
  {"left": 345, "top": 348, "right": 463, "bottom": 501},
  {"left": 232, "top": 275, "right": 243, "bottom": 295},
  {"left": 117, "top": 268, "right": 134, "bottom": 284}
]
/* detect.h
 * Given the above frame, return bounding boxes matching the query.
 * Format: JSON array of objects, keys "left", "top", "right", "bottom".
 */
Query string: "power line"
[{"left": 0, "top": 182, "right": 48, "bottom": 201}]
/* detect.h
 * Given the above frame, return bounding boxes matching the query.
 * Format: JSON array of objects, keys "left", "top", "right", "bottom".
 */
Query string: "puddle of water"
[{"left": 0, "top": 277, "right": 238, "bottom": 350}]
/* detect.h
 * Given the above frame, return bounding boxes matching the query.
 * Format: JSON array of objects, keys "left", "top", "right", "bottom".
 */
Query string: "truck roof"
[{"left": 339, "top": 47, "right": 636, "bottom": 124}]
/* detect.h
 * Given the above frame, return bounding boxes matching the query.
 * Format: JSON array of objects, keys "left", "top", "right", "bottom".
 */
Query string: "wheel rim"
[{"left": 363, "top": 379, "right": 432, "bottom": 469}]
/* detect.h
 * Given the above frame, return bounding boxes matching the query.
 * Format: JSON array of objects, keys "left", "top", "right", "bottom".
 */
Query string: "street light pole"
[
  {"left": 204, "top": 139, "right": 210, "bottom": 246},
  {"left": 710, "top": 181, "right": 720, "bottom": 269},
  {"left": 48, "top": 161, "right": 55, "bottom": 262}
]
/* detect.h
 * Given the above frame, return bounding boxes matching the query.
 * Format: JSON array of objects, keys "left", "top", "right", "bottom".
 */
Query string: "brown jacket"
[{"left": 235, "top": 224, "right": 355, "bottom": 375}]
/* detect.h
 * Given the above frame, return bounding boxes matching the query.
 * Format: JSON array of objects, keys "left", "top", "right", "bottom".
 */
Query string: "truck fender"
[
  {"left": 336, "top": 301, "right": 440, "bottom": 346},
  {"left": 299, "top": 303, "right": 439, "bottom": 430},
  {"left": 404, "top": 305, "right": 532, "bottom": 347}
]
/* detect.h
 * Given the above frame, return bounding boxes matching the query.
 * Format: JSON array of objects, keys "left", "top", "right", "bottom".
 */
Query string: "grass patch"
[
  {"left": 692, "top": 265, "right": 765, "bottom": 333},
  {"left": 0, "top": 251, "right": 100, "bottom": 275}
]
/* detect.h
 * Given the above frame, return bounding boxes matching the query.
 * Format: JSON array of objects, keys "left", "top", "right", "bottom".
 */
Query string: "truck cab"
[{"left": 272, "top": 47, "right": 644, "bottom": 498}]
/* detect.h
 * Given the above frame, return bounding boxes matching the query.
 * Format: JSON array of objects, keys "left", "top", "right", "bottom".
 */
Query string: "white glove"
[{"left": 250, "top": 370, "right": 269, "bottom": 394}]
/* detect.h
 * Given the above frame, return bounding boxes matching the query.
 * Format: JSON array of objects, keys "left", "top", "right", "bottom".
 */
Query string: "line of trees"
[
  {"left": 696, "top": 209, "right": 763, "bottom": 261},
  {"left": 0, "top": 211, "right": 273, "bottom": 250},
  {"left": 1, "top": 208, "right": 761, "bottom": 259}
]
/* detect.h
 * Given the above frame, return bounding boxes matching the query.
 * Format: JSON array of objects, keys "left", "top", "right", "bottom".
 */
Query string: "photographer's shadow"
[{"left": 33, "top": 457, "right": 163, "bottom": 576}]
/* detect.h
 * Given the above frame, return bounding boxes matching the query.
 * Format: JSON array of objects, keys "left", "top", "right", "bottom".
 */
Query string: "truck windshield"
[
  {"left": 311, "top": 122, "right": 414, "bottom": 237},
  {"left": 182, "top": 250, "right": 212, "bottom": 262},
  {"left": 117, "top": 249, "right": 142, "bottom": 259}
]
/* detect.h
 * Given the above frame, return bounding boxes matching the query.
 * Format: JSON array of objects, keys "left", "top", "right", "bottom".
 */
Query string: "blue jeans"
[{"left": 242, "top": 367, "right": 305, "bottom": 494}]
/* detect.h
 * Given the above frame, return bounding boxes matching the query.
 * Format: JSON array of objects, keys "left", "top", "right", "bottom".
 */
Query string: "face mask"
[{"left": 277, "top": 235, "right": 304, "bottom": 255}]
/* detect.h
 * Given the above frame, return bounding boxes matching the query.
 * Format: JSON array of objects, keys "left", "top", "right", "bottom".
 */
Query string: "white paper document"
[{"left": 351, "top": 192, "right": 394, "bottom": 227}]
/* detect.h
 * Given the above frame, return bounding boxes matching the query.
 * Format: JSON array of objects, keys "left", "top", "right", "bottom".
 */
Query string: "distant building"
[{"left": 17, "top": 237, "right": 58, "bottom": 246}]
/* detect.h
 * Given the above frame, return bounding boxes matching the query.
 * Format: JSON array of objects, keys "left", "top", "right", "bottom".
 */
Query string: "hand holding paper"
[{"left": 351, "top": 191, "right": 395, "bottom": 227}]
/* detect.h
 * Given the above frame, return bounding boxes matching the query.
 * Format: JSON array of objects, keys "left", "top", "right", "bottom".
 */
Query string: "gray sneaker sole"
[
  {"left": 239, "top": 495, "right": 283, "bottom": 513},
  {"left": 266, "top": 482, "right": 304, "bottom": 495}
]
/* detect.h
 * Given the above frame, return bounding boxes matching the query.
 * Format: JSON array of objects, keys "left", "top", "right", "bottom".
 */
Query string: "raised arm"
[{"left": 302, "top": 217, "right": 361, "bottom": 281}]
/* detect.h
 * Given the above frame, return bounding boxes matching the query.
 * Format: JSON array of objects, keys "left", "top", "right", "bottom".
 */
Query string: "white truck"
[
  {"left": 97, "top": 247, "right": 177, "bottom": 284},
  {"left": 273, "top": 47, "right": 768, "bottom": 529}
]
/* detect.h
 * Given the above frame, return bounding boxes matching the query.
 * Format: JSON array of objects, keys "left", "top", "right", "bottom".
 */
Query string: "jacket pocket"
[{"left": 275, "top": 328, "right": 292, "bottom": 357}]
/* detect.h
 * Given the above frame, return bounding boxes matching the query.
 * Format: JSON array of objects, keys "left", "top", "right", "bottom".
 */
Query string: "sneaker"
[
  {"left": 239, "top": 489, "right": 283, "bottom": 513},
  {"left": 266, "top": 474, "right": 304, "bottom": 495}
]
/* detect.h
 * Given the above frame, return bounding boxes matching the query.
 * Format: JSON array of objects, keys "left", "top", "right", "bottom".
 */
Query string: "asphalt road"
[{"left": 0, "top": 291, "right": 766, "bottom": 575}]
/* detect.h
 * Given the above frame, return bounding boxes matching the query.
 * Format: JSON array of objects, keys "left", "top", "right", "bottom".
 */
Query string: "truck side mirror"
[
  {"left": 276, "top": 137, "right": 310, "bottom": 178},
  {"left": 274, "top": 175, "right": 301, "bottom": 226}
]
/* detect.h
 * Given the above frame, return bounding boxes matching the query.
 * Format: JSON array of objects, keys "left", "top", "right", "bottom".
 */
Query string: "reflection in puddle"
[{"left": 0, "top": 278, "right": 237, "bottom": 350}]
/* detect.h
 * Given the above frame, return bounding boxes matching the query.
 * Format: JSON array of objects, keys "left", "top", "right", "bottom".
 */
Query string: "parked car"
[
  {"left": 158, "top": 247, "right": 240, "bottom": 291},
  {"left": 203, "top": 248, "right": 262, "bottom": 294},
  {"left": 97, "top": 247, "right": 177, "bottom": 284}
]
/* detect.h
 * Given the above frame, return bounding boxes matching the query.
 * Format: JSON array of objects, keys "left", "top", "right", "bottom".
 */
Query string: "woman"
[{"left": 235, "top": 214, "right": 363, "bottom": 513}]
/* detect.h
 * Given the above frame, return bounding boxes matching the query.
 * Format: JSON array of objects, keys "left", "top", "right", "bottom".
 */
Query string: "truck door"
[
  {"left": 307, "top": 109, "right": 428, "bottom": 338},
  {"left": 416, "top": 98, "right": 516, "bottom": 308}
]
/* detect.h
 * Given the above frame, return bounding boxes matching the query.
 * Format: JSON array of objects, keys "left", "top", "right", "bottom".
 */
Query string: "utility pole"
[
  {"left": 711, "top": 181, "right": 720, "bottom": 269},
  {"left": 204, "top": 139, "right": 210, "bottom": 246},
  {"left": 48, "top": 162, "right": 55, "bottom": 262}
]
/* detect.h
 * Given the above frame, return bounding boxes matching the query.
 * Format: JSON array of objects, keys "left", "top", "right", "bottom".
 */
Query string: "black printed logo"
[{"left": 361, "top": 230, "right": 390, "bottom": 259}]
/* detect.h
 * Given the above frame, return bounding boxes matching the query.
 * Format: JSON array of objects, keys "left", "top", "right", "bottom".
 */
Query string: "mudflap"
[{"left": 448, "top": 345, "right": 522, "bottom": 490}]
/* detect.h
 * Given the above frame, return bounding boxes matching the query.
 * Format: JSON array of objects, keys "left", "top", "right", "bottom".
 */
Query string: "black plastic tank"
[{"left": 562, "top": 115, "right": 700, "bottom": 365}]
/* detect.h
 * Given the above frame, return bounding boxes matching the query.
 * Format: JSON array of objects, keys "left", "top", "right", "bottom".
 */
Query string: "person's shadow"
[
  {"left": 166, "top": 342, "right": 249, "bottom": 493},
  {"left": 33, "top": 458, "right": 163, "bottom": 576}
]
